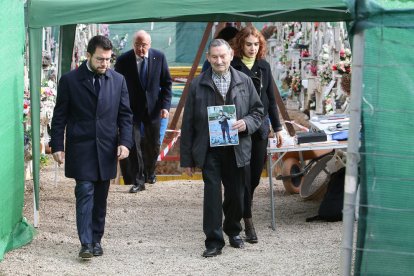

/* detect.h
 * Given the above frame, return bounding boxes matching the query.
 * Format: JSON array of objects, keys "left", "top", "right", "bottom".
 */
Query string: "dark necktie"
[
  {"left": 94, "top": 75, "right": 101, "bottom": 95},
  {"left": 140, "top": 57, "right": 147, "bottom": 90}
]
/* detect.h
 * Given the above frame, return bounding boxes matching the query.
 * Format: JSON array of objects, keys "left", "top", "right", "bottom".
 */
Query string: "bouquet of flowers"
[
  {"left": 334, "top": 48, "right": 352, "bottom": 95},
  {"left": 40, "top": 80, "right": 57, "bottom": 121},
  {"left": 324, "top": 95, "right": 335, "bottom": 115},
  {"left": 23, "top": 89, "right": 32, "bottom": 161},
  {"left": 290, "top": 72, "right": 302, "bottom": 96},
  {"left": 23, "top": 90, "right": 30, "bottom": 123},
  {"left": 301, "top": 49, "right": 309, "bottom": 58},
  {"left": 332, "top": 48, "right": 352, "bottom": 74},
  {"left": 318, "top": 44, "right": 333, "bottom": 85},
  {"left": 318, "top": 63, "right": 333, "bottom": 85}
]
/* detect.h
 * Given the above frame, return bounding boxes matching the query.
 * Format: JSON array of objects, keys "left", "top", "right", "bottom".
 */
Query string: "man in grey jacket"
[{"left": 180, "top": 39, "right": 264, "bottom": 257}]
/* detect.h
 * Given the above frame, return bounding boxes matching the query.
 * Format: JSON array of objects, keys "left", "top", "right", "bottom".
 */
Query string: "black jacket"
[{"left": 231, "top": 57, "right": 282, "bottom": 135}]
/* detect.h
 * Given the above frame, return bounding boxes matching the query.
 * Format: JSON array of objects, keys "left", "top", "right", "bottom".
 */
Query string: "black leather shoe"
[
  {"left": 92, "top": 242, "right": 103, "bottom": 256},
  {"left": 244, "top": 218, "right": 258, "bottom": 244},
  {"left": 202, "top": 247, "right": 222, "bottom": 257},
  {"left": 79, "top": 244, "right": 93, "bottom": 259},
  {"left": 147, "top": 174, "right": 157, "bottom": 184},
  {"left": 129, "top": 183, "right": 145, "bottom": 193},
  {"left": 229, "top": 235, "right": 245, "bottom": 248}
]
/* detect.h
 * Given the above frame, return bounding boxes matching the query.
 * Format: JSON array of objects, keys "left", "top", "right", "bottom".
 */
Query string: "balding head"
[{"left": 133, "top": 30, "right": 151, "bottom": 57}]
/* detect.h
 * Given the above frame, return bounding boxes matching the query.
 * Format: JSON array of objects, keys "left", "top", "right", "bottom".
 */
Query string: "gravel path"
[{"left": 0, "top": 165, "right": 342, "bottom": 275}]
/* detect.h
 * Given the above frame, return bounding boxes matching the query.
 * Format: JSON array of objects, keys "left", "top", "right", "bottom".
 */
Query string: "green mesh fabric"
[
  {"left": 355, "top": 7, "right": 414, "bottom": 275},
  {"left": 0, "top": 0, "right": 35, "bottom": 261}
]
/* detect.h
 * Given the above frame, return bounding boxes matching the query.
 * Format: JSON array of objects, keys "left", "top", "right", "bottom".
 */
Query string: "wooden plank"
[{"left": 272, "top": 78, "right": 296, "bottom": 137}]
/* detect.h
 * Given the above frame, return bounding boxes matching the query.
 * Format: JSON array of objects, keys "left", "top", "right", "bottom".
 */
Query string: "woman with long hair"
[{"left": 231, "top": 26, "right": 283, "bottom": 243}]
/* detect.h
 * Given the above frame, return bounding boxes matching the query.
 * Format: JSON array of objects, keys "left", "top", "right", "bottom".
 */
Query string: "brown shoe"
[{"left": 244, "top": 218, "right": 258, "bottom": 243}]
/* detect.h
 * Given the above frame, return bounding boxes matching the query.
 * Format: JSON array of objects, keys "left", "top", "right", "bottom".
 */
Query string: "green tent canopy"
[
  {"left": 25, "top": 0, "right": 354, "bottom": 229},
  {"left": 27, "top": 0, "right": 352, "bottom": 27}
]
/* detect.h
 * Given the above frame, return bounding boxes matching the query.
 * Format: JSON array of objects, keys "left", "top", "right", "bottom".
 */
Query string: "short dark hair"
[
  {"left": 87, "top": 35, "right": 113, "bottom": 55},
  {"left": 216, "top": 26, "right": 239, "bottom": 42}
]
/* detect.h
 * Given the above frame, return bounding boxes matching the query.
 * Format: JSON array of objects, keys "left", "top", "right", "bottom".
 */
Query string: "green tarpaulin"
[
  {"left": 344, "top": 1, "right": 414, "bottom": 274},
  {"left": 27, "top": 0, "right": 352, "bottom": 27},
  {"left": 0, "top": 0, "right": 35, "bottom": 261}
]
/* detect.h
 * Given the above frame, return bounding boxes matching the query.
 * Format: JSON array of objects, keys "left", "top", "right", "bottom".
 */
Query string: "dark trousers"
[
  {"left": 120, "top": 119, "right": 161, "bottom": 185},
  {"left": 202, "top": 147, "right": 246, "bottom": 250},
  {"left": 75, "top": 180, "right": 110, "bottom": 245},
  {"left": 141, "top": 119, "right": 161, "bottom": 177},
  {"left": 244, "top": 132, "right": 268, "bottom": 218}
]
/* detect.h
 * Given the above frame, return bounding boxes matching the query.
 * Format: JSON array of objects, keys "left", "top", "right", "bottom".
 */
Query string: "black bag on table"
[{"left": 306, "top": 167, "right": 345, "bottom": 222}]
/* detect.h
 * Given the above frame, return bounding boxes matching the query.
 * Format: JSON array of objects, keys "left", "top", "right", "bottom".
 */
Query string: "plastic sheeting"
[
  {"left": 353, "top": 1, "right": 414, "bottom": 274},
  {"left": 27, "top": 0, "right": 352, "bottom": 28},
  {"left": 0, "top": 0, "right": 35, "bottom": 261},
  {"left": 108, "top": 22, "right": 207, "bottom": 66}
]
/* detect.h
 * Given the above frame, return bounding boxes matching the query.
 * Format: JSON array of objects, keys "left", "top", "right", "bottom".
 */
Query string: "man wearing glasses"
[
  {"left": 50, "top": 35, "right": 133, "bottom": 259},
  {"left": 115, "top": 30, "right": 172, "bottom": 193}
]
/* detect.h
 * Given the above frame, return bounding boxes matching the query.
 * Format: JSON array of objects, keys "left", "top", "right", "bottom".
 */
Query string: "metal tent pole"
[
  {"left": 340, "top": 29, "right": 365, "bottom": 276},
  {"left": 28, "top": 27, "right": 42, "bottom": 227}
]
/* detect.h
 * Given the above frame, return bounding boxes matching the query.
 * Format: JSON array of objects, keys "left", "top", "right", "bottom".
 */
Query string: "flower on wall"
[
  {"left": 40, "top": 79, "right": 57, "bottom": 122},
  {"left": 332, "top": 48, "right": 352, "bottom": 74},
  {"left": 324, "top": 95, "right": 335, "bottom": 115},
  {"left": 23, "top": 78, "right": 57, "bottom": 160},
  {"left": 318, "top": 44, "right": 333, "bottom": 85},
  {"left": 318, "top": 63, "right": 333, "bottom": 85},
  {"left": 290, "top": 72, "right": 302, "bottom": 96}
]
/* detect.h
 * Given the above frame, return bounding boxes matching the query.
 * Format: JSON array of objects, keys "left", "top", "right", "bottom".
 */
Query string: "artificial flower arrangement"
[
  {"left": 40, "top": 79, "right": 57, "bottom": 121},
  {"left": 23, "top": 90, "right": 32, "bottom": 161},
  {"left": 309, "top": 60, "right": 318, "bottom": 76},
  {"left": 318, "top": 63, "right": 333, "bottom": 86},
  {"left": 318, "top": 44, "right": 333, "bottom": 85},
  {"left": 333, "top": 48, "right": 352, "bottom": 95},
  {"left": 332, "top": 48, "right": 352, "bottom": 74},
  {"left": 324, "top": 95, "right": 335, "bottom": 115},
  {"left": 290, "top": 71, "right": 302, "bottom": 97},
  {"left": 23, "top": 78, "right": 57, "bottom": 161}
]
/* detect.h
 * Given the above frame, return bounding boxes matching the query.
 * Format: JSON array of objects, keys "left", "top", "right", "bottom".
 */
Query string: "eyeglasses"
[
  {"left": 94, "top": 56, "right": 112, "bottom": 63},
  {"left": 134, "top": 43, "right": 150, "bottom": 49}
]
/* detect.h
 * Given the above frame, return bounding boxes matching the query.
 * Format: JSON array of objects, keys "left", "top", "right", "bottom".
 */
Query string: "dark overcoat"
[
  {"left": 50, "top": 62, "right": 133, "bottom": 181},
  {"left": 180, "top": 67, "right": 264, "bottom": 169},
  {"left": 115, "top": 48, "right": 172, "bottom": 123}
]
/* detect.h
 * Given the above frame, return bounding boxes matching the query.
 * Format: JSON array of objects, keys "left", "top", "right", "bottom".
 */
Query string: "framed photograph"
[{"left": 207, "top": 105, "right": 239, "bottom": 147}]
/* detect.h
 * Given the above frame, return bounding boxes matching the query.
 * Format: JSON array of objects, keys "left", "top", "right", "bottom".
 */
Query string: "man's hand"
[
  {"left": 232, "top": 119, "right": 246, "bottom": 132},
  {"left": 275, "top": 131, "right": 283, "bottom": 148},
  {"left": 160, "top": 109, "right": 169, "bottom": 119},
  {"left": 184, "top": 167, "right": 195, "bottom": 177},
  {"left": 117, "top": 145, "right": 130, "bottom": 160},
  {"left": 52, "top": 151, "right": 65, "bottom": 165}
]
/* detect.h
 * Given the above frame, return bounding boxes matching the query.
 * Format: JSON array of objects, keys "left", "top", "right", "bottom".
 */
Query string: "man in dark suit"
[
  {"left": 115, "top": 30, "right": 172, "bottom": 193},
  {"left": 50, "top": 35, "right": 133, "bottom": 259}
]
